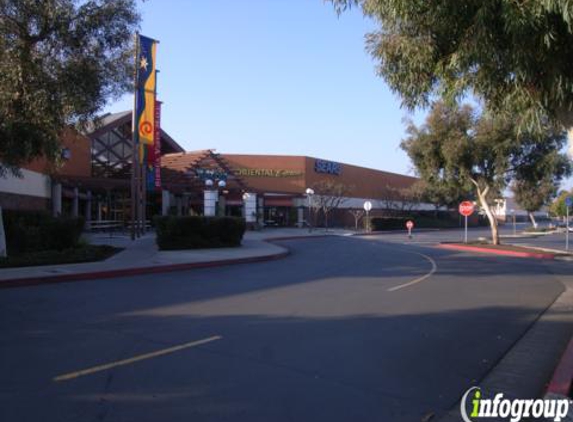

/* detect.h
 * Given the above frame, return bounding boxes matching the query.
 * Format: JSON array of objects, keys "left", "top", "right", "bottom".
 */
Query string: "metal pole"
[
  {"left": 307, "top": 196, "right": 312, "bottom": 233},
  {"left": 366, "top": 210, "right": 370, "bottom": 232},
  {"left": 130, "top": 33, "right": 140, "bottom": 241},
  {"left": 567, "top": 206, "right": 570, "bottom": 251},
  {"left": 513, "top": 212, "right": 516, "bottom": 236},
  {"left": 464, "top": 215, "right": 468, "bottom": 243},
  {"left": 141, "top": 154, "right": 147, "bottom": 235}
]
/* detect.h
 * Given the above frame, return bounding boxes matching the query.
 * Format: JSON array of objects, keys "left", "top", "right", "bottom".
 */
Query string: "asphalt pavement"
[{"left": 0, "top": 234, "right": 571, "bottom": 422}]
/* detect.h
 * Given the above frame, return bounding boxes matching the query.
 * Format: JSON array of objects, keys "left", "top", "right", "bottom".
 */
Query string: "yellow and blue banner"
[{"left": 135, "top": 35, "right": 157, "bottom": 147}]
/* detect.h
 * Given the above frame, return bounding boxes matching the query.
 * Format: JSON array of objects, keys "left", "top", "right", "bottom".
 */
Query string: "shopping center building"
[{"left": 0, "top": 111, "right": 421, "bottom": 228}]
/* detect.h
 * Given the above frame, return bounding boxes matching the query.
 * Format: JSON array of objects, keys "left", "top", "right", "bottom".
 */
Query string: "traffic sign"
[
  {"left": 363, "top": 201, "right": 372, "bottom": 212},
  {"left": 406, "top": 220, "right": 414, "bottom": 229},
  {"left": 459, "top": 201, "right": 475, "bottom": 217},
  {"left": 566, "top": 197, "right": 573, "bottom": 207}
]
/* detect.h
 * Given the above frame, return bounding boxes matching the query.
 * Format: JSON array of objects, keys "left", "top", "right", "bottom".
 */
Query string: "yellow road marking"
[
  {"left": 387, "top": 252, "right": 438, "bottom": 292},
  {"left": 53, "top": 335, "right": 222, "bottom": 382}
]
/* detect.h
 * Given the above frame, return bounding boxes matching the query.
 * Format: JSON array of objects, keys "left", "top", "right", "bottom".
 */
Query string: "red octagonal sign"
[
  {"left": 406, "top": 220, "right": 414, "bottom": 229},
  {"left": 459, "top": 201, "right": 475, "bottom": 217}
]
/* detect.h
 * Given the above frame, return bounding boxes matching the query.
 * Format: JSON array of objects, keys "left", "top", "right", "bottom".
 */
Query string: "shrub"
[
  {"left": 2, "top": 210, "right": 84, "bottom": 254},
  {"left": 154, "top": 216, "right": 246, "bottom": 250}
]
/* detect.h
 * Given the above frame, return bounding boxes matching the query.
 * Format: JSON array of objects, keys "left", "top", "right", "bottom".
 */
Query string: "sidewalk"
[{"left": 0, "top": 228, "right": 352, "bottom": 287}]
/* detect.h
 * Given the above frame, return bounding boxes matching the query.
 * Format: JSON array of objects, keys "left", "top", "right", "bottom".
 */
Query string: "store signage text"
[
  {"left": 235, "top": 168, "right": 303, "bottom": 178},
  {"left": 196, "top": 168, "right": 228, "bottom": 181},
  {"left": 314, "top": 159, "right": 342, "bottom": 175}
]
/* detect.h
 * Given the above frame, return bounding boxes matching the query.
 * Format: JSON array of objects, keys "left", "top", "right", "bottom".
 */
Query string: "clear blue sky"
[
  {"left": 104, "top": 0, "right": 572, "bottom": 189},
  {"left": 104, "top": 0, "right": 424, "bottom": 177}
]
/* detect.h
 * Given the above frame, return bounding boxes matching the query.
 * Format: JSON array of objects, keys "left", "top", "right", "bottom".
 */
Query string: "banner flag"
[
  {"left": 145, "top": 101, "right": 161, "bottom": 191},
  {"left": 135, "top": 35, "right": 157, "bottom": 146}
]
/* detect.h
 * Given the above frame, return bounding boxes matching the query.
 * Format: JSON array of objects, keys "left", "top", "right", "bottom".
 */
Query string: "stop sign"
[
  {"left": 459, "top": 201, "right": 475, "bottom": 217},
  {"left": 406, "top": 220, "right": 414, "bottom": 229}
]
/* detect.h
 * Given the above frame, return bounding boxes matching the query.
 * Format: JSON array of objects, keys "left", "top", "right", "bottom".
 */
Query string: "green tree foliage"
[
  {"left": 401, "top": 102, "right": 569, "bottom": 244},
  {"left": 512, "top": 140, "right": 571, "bottom": 226},
  {"left": 550, "top": 190, "right": 573, "bottom": 217},
  {"left": 0, "top": 0, "right": 140, "bottom": 175},
  {"left": 330, "top": 0, "right": 573, "bottom": 133}
]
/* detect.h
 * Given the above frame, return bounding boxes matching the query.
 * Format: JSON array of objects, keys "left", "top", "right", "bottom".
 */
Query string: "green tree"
[
  {"left": 330, "top": 0, "right": 573, "bottom": 136},
  {"left": 401, "top": 102, "right": 569, "bottom": 244},
  {"left": 512, "top": 142, "right": 571, "bottom": 227},
  {"left": 550, "top": 190, "right": 573, "bottom": 218},
  {"left": 0, "top": 0, "right": 140, "bottom": 175}
]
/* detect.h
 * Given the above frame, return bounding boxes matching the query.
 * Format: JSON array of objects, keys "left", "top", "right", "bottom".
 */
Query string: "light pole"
[
  {"left": 305, "top": 188, "right": 314, "bottom": 232},
  {"left": 242, "top": 192, "right": 250, "bottom": 223},
  {"left": 566, "top": 196, "right": 572, "bottom": 251},
  {"left": 511, "top": 209, "right": 516, "bottom": 236},
  {"left": 364, "top": 201, "right": 372, "bottom": 233}
]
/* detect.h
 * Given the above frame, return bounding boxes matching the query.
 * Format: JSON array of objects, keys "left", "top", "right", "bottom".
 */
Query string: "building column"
[
  {"left": 297, "top": 207, "right": 304, "bottom": 227},
  {"left": 161, "top": 189, "right": 171, "bottom": 216},
  {"left": 243, "top": 193, "right": 257, "bottom": 223},
  {"left": 204, "top": 190, "right": 218, "bottom": 216},
  {"left": 85, "top": 191, "right": 92, "bottom": 228},
  {"left": 176, "top": 196, "right": 183, "bottom": 217},
  {"left": 52, "top": 181, "right": 62, "bottom": 217},
  {"left": 0, "top": 206, "right": 6, "bottom": 258},
  {"left": 72, "top": 187, "right": 79, "bottom": 217},
  {"left": 257, "top": 197, "right": 264, "bottom": 226},
  {"left": 218, "top": 195, "right": 226, "bottom": 217}
]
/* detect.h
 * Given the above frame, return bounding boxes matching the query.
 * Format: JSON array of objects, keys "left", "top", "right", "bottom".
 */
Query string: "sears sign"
[{"left": 314, "top": 159, "right": 342, "bottom": 175}]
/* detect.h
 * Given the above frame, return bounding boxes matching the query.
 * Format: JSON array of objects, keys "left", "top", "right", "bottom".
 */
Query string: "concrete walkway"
[{"left": 0, "top": 228, "right": 354, "bottom": 284}]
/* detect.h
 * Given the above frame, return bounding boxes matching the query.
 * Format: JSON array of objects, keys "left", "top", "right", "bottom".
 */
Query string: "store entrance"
[{"left": 263, "top": 206, "right": 295, "bottom": 227}]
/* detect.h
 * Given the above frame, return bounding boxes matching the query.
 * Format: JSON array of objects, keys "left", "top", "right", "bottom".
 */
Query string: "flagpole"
[
  {"left": 130, "top": 33, "right": 140, "bottom": 241},
  {"left": 141, "top": 146, "right": 147, "bottom": 234}
]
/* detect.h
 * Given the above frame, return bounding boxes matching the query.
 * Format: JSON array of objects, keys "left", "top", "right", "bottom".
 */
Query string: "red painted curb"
[
  {"left": 546, "top": 337, "right": 573, "bottom": 396},
  {"left": 438, "top": 243, "right": 556, "bottom": 260},
  {"left": 0, "top": 250, "right": 290, "bottom": 289}
]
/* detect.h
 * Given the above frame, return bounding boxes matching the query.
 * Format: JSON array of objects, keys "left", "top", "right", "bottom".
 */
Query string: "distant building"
[
  {"left": 0, "top": 110, "right": 430, "bottom": 228},
  {"left": 491, "top": 197, "right": 549, "bottom": 224}
]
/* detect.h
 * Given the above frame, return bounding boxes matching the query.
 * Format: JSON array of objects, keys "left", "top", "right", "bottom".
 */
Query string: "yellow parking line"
[
  {"left": 387, "top": 252, "right": 437, "bottom": 292},
  {"left": 53, "top": 335, "right": 222, "bottom": 382}
]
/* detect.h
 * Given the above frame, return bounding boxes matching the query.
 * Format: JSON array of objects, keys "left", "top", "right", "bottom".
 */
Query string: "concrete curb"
[
  {"left": 438, "top": 243, "right": 556, "bottom": 260},
  {"left": 0, "top": 248, "right": 290, "bottom": 289},
  {"left": 437, "top": 285, "right": 573, "bottom": 422},
  {"left": 546, "top": 337, "right": 573, "bottom": 397},
  {"left": 0, "top": 234, "right": 339, "bottom": 289}
]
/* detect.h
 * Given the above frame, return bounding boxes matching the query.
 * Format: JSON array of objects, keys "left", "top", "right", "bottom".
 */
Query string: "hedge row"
[
  {"left": 2, "top": 210, "right": 84, "bottom": 254},
  {"left": 155, "top": 216, "right": 246, "bottom": 250}
]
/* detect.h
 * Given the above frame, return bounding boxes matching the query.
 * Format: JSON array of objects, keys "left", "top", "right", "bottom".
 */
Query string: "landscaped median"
[
  {"left": 154, "top": 216, "right": 246, "bottom": 250},
  {"left": 0, "top": 210, "right": 123, "bottom": 268},
  {"left": 438, "top": 242, "right": 562, "bottom": 259}
]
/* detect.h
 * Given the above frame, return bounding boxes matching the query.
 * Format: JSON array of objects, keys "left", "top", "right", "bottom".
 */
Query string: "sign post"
[
  {"left": 406, "top": 220, "right": 414, "bottom": 239},
  {"left": 363, "top": 201, "right": 372, "bottom": 232},
  {"left": 566, "top": 197, "right": 572, "bottom": 251},
  {"left": 458, "top": 201, "right": 475, "bottom": 244}
]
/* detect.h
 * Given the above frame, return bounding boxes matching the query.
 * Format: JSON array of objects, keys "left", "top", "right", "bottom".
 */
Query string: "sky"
[
  {"left": 104, "top": 0, "right": 572, "bottom": 190},
  {"left": 104, "top": 0, "right": 425, "bottom": 177}
]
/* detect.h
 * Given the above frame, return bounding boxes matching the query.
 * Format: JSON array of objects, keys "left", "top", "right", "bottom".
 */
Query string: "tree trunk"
[
  {"left": 473, "top": 182, "right": 500, "bottom": 245},
  {"left": 528, "top": 212, "right": 538, "bottom": 229}
]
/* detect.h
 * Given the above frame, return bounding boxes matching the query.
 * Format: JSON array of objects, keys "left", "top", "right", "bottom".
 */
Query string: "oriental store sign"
[{"left": 235, "top": 168, "right": 303, "bottom": 178}]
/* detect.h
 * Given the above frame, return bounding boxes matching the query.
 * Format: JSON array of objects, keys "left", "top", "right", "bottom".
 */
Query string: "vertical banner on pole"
[
  {"left": 147, "top": 101, "right": 161, "bottom": 191},
  {"left": 134, "top": 34, "right": 158, "bottom": 234}
]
